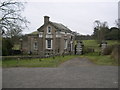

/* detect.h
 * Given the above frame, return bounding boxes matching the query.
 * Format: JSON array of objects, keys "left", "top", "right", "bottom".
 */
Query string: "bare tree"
[
  {"left": 0, "top": 0, "right": 29, "bottom": 37},
  {"left": 94, "top": 20, "right": 108, "bottom": 43},
  {"left": 94, "top": 20, "right": 101, "bottom": 30},
  {"left": 94, "top": 20, "right": 101, "bottom": 43}
]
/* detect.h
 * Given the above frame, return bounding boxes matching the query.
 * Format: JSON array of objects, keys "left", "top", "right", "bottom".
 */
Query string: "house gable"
[
  {"left": 22, "top": 16, "right": 76, "bottom": 55},
  {"left": 37, "top": 22, "right": 72, "bottom": 33}
]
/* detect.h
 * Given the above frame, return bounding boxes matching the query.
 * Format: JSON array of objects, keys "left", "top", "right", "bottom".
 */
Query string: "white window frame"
[
  {"left": 46, "top": 39, "right": 53, "bottom": 49},
  {"left": 60, "top": 32, "right": 65, "bottom": 34},
  {"left": 56, "top": 32, "right": 61, "bottom": 37},
  {"left": 47, "top": 26, "right": 52, "bottom": 34},
  {"left": 64, "top": 39, "right": 67, "bottom": 49},
  {"left": 39, "top": 32, "right": 43, "bottom": 37},
  {"left": 46, "top": 34, "right": 52, "bottom": 38}
]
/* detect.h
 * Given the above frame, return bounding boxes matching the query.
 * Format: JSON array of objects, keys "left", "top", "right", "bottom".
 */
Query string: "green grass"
[
  {"left": 2, "top": 54, "right": 118, "bottom": 67},
  {"left": 81, "top": 53, "right": 118, "bottom": 66},
  {"left": 12, "top": 44, "right": 20, "bottom": 50},
  {"left": 82, "top": 40, "right": 100, "bottom": 52},
  {"left": 83, "top": 40, "right": 120, "bottom": 46},
  {"left": 82, "top": 40, "right": 120, "bottom": 52},
  {"left": 107, "top": 40, "right": 120, "bottom": 45},
  {"left": 77, "top": 40, "right": 119, "bottom": 66},
  {"left": 2, "top": 55, "right": 78, "bottom": 68},
  {"left": 82, "top": 40, "right": 99, "bottom": 47}
]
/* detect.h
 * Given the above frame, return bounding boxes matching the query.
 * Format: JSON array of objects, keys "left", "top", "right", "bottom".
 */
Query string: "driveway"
[
  {"left": 59, "top": 57, "right": 96, "bottom": 67},
  {"left": 2, "top": 57, "right": 118, "bottom": 88}
]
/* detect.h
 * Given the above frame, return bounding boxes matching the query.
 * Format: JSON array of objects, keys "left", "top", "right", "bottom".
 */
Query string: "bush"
[
  {"left": 103, "top": 46, "right": 114, "bottom": 55},
  {"left": 83, "top": 47, "right": 94, "bottom": 54},
  {"left": 111, "top": 45, "right": 120, "bottom": 62},
  {"left": 2, "top": 38, "right": 14, "bottom": 56},
  {"left": 103, "top": 44, "right": 120, "bottom": 56}
]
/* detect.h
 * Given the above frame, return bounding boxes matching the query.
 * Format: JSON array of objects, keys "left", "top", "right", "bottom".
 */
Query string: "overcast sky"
[{"left": 22, "top": 0, "right": 119, "bottom": 35}]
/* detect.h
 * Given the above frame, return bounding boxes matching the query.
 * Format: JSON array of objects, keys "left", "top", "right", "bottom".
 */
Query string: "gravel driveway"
[
  {"left": 2, "top": 57, "right": 118, "bottom": 88},
  {"left": 59, "top": 57, "right": 96, "bottom": 67}
]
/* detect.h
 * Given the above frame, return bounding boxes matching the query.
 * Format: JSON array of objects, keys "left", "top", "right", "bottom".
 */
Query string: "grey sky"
[{"left": 22, "top": 1, "right": 118, "bottom": 35}]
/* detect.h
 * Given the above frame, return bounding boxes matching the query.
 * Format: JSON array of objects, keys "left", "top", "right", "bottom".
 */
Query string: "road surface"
[{"left": 2, "top": 57, "right": 118, "bottom": 88}]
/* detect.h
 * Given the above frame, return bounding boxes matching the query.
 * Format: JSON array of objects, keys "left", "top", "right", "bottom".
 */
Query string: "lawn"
[
  {"left": 82, "top": 40, "right": 99, "bottom": 47},
  {"left": 82, "top": 40, "right": 100, "bottom": 52},
  {"left": 81, "top": 40, "right": 119, "bottom": 66},
  {"left": 2, "top": 53, "right": 118, "bottom": 67},
  {"left": 12, "top": 44, "right": 20, "bottom": 50},
  {"left": 82, "top": 40, "right": 119, "bottom": 52},
  {"left": 2, "top": 55, "right": 78, "bottom": 67},
  {"left": 107, "top": 40, "right": 120, "bottom": 45},
  {"left": 81, "top": 53, "right": 118, "bottom": 66},
  {"left": 83, "top": 40, "right": 119, "bottom": 46}
]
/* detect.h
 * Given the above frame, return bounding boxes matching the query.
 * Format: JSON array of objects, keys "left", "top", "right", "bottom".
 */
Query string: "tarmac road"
[{"left": 2, "top": 57, "right": 118, "bottom": 88}]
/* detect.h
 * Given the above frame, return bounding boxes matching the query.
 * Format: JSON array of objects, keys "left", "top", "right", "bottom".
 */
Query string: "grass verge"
[
  {"left": 80, "top": 53, "right": 118, "bottom": 66},
  {"left": 2, "top": 55, "right": 78, "bottom": 68}
]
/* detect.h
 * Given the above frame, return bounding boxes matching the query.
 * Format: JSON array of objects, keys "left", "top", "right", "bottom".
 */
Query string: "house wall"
[
  {"left": 41, "top": 24, "right": 57, "bottom": 55},
  {"left": 22, "top": 36, "right": 28, "bottom": 54},
  {"left": 40, "top": 24, "right": 75, "bottom": 55},
  {"left": 27, "top": 35, "right": 39, "bottom": 55},
  {"left": 22, "top": 24, "right": 75, "bottom": 56},
  {"left": 38, "top": 37, "right": 43, "bottom": 56}
]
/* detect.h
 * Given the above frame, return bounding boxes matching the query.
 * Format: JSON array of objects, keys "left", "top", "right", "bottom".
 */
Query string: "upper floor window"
[{"left": 47, "top": 26, "right": 51, "bottom": 34}]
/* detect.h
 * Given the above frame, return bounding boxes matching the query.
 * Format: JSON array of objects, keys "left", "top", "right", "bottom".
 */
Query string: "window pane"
[
  {"left": 47, "top": 40, "right": 51, "bottom": 48},
  {"left": 48, "top": 27, "right": 51, "bottom": 33},
  {"left": 64, "top": 40, "right": 67, "bottom": 49}
]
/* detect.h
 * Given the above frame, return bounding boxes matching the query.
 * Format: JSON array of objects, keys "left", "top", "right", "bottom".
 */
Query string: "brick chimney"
[{"left": 44, "top": 16, "right": 50, "bottom": 24}]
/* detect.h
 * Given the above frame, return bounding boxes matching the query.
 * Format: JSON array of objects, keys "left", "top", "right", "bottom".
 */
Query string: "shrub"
[
  {"left": 83, "top": 47, "right": 94, "bottom": 54},
  {"left": 103, "top": 44, "right": 120, "bottom": 56},
  {"left": 2, "top": 38, "right": 14, "bottom": 56},
  {"left": 111, "top": 45, "right": 120, "bottom": 63},
  {"left": 103, "top": 46, "right": 114, "bottom": 55}
]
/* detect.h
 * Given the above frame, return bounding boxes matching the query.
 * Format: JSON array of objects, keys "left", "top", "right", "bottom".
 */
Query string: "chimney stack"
[{"left": 44, "top": 16, "right": 50, "bottom": 24}]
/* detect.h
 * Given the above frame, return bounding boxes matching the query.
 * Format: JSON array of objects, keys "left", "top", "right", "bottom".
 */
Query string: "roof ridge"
[{"left": 38, "top": 21, "right": 73, "bottom": 33}]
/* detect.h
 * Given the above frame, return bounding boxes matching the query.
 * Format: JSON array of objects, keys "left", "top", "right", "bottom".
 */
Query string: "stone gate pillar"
[
  {"left": 100, "top": 41, "right": 107, "bottom": 55},
  {"left": 76, "top": 40, "right": 84, "bottom": 55}
]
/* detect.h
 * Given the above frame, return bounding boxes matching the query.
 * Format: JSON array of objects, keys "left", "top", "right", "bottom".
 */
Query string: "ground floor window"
[
  {"left": 46, "top": 39, "right": 52, "bottom": 49},
  {"left": 34, "top": 41, "right": 38, "bottom": 50},
  {"left": 64, "top": 39, "right": 67, "bottom": 49}
]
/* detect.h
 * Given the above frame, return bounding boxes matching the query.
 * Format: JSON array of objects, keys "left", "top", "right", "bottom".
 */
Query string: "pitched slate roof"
[
  {"left": 37, "top": 21, "right": 72, "bottom": 33},
  {"left": 51, "top": 22, "right": 72, "bottom": 33}
]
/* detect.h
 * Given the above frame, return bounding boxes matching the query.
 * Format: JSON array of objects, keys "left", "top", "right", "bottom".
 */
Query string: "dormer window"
[{"left": 47, "top": 26, "right": 51, "bottom": 34}]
